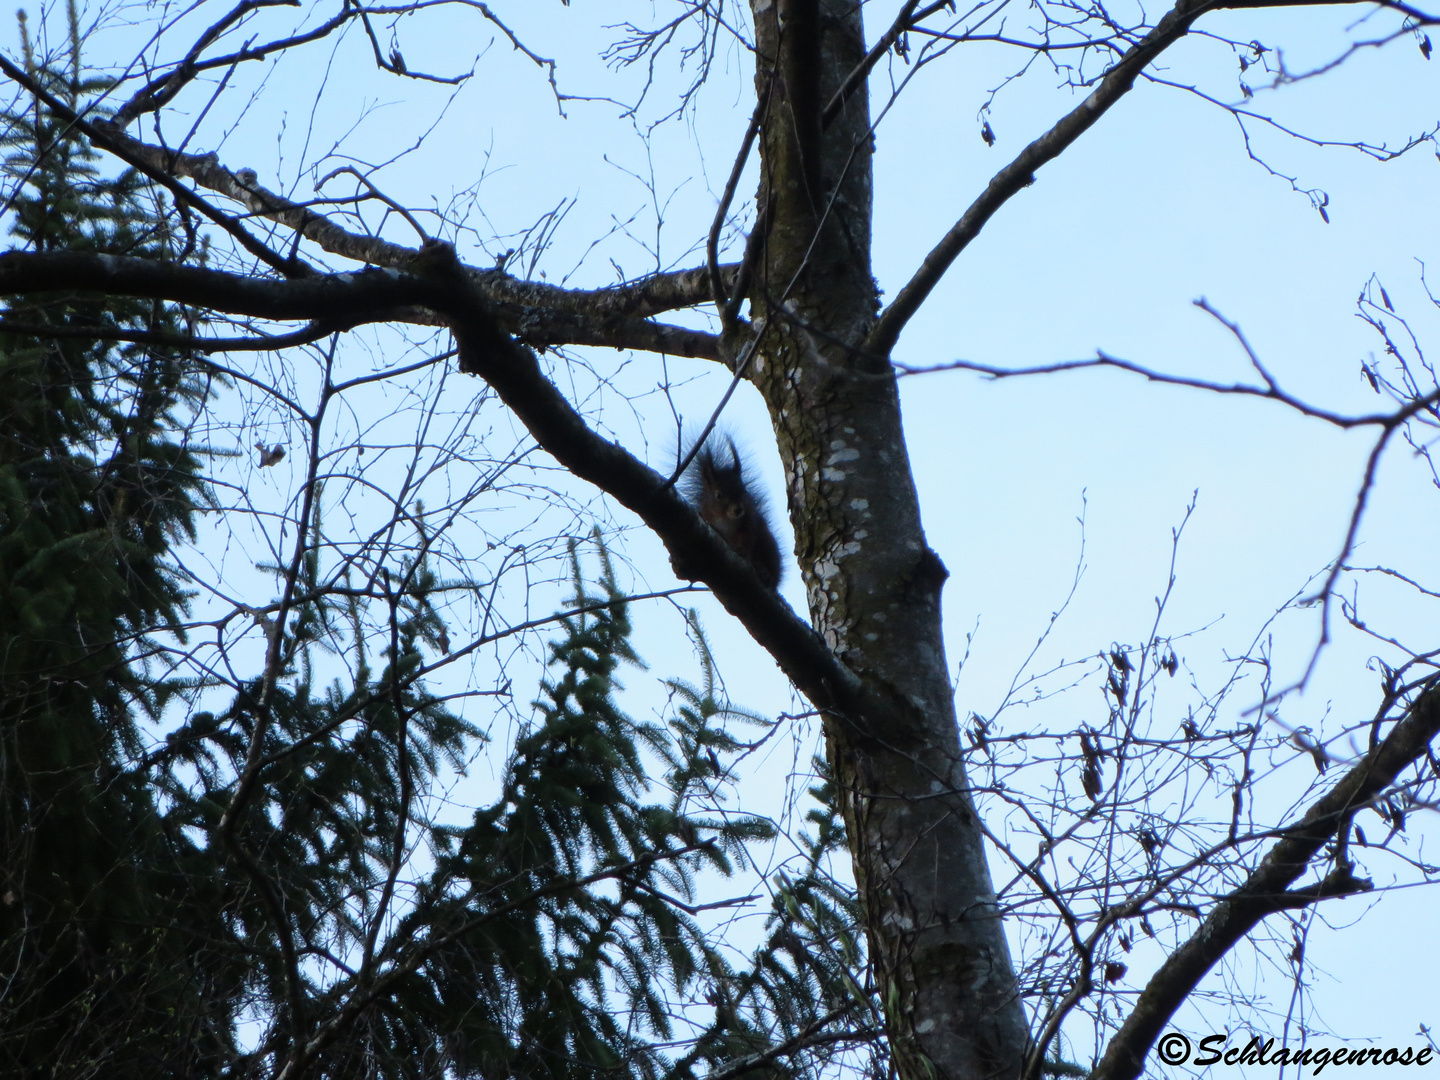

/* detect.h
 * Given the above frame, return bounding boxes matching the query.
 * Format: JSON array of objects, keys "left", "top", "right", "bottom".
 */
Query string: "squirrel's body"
[{"left": 683, "top": 436, "right": 782, "bottom": 590}]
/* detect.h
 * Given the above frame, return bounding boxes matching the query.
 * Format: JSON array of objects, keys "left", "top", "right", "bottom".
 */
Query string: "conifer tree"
[
  {"left": 0, "top": 5, "right": 239, "bottom": 1074},
  {"left": 0, "top": 24, "right": 871, "bottom": 1073},
  {"left": 268, "top": 539, "right": 879, "bottom": 1080}
]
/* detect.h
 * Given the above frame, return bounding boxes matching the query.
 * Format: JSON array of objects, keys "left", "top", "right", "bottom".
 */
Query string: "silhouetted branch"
[{"left": 1091, "top": 682, "right": 1440, "bottom": 1080}]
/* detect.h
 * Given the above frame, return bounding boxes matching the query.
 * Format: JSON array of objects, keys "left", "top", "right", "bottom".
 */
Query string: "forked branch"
[
  {"left": 0, "top": 247, "right": 907, "bottom": 745},
  {"left": 1091, "top": 681, "right": 1440, "bottom": 1080},
  {"left": 867, "top": 0, "right": 1384, "bottom": 358}
]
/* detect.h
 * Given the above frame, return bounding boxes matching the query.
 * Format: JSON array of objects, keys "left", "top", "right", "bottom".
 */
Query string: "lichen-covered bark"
[{"left": 746, "top": 4, "right": 1031, "bottom": 1078}]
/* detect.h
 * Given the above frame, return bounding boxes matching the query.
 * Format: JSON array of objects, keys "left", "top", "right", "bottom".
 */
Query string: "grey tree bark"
[
  {"left": 4, "top": 0, "right": 1439, "bottom": 1077},
  {"left": 737, "top": 3, "right": 1031, "bottom": 1078}
]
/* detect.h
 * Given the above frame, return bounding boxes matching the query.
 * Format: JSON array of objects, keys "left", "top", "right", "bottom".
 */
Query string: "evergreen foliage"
[
  {"left": 295, "top": 542, "right": 879, "bottom": 1080},
  {"left": 0, "top": 7, "right": 236, "bottom": 1075},
  {"left": 0, "top": 18, "right": 874, "bottom": 1078},
  {"left": 159, "top": 499, "right": 483, "bottom": 1076}
]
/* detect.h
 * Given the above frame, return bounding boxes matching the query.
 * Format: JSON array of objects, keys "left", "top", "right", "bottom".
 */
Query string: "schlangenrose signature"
[{"left": 1155, "top": 1031, "right": 1435, "bottom": 1073}]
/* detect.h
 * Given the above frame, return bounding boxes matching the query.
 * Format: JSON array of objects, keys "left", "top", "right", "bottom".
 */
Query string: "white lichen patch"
[{"left": 883, "top": 912, "right": 916, "bottom": 932}]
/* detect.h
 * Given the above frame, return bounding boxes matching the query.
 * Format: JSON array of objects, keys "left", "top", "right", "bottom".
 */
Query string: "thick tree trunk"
[{"left": 746, "top": 4, "right": 1031, "bottom": 1079}]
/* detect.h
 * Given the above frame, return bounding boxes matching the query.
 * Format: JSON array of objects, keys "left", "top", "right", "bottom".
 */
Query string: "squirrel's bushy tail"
[{"left": 681, "top": 435, "right": 782, "bottom": 589}]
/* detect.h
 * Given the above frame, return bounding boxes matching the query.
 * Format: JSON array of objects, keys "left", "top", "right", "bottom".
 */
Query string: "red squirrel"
[{"left": 683, "top": 436, "right": 783, "bottom": 590}]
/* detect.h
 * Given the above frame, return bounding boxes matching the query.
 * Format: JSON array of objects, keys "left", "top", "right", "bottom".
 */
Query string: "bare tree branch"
[
  {"left": 1091, "top": 681, "right": 1440, "bottom": 1080},
  {"left": 0, "top": 246, "right": 906, "bottom": 744},
  {"left": 0, "top": 248, "right": 722, "bottom": 358},
  {"left": 0, "top": 54, "right": 301, "bottom": 275},
  {"left": 87, "top": 116, "right": 734, "bottom": 318},
  {"left": 866, "top": 0, "right": 1380, "bottom": 358}
]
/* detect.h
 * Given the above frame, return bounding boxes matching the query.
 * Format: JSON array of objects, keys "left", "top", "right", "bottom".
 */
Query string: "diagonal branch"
[
  {"left": 867, "top": 0, "right": 1377, "bottom": 358},
  {"left": 0, "top": 248, "right": 910, "bottom": 744},
  {"left": 1091, "top": 681, "right": 1440, "bottom": 1080},
  {"left": 0, "top": 55, "right": 300, "bottom": 277},
  {"left": 85, "top": 118, "right": 733, "bottom": 321},
  {"left": 822, "top": 0, "right": 946, "bottom": 127},
  {"left": 404, "top": 246, "right": 909, "bottom": 740},
  {"left": 92, "top": 122, "right": 724, "bottom": 354},
  {"left": 0, "top": 89, "right": 731, "bottom": 355},
  {"left": 113, "top": 0, "right": 334, "bottom": 127}
]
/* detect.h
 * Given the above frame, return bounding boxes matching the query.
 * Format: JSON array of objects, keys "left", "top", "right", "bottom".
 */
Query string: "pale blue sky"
[{"left": 55, "top": 0, "right": 1440, "bottom": 1066}]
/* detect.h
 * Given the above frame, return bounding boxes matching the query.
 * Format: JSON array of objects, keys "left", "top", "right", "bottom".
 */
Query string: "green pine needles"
[
  {"left": 1, "top": 8, "right": 234, "bottom": 1076},
  {"left": 0, "top": 16, "right": 877, "bottom": 1079}
]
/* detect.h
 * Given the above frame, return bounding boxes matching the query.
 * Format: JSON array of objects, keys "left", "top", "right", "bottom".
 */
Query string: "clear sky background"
[{"left": 50, "top": 0, "right": 1440, "bottom": 1067}]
